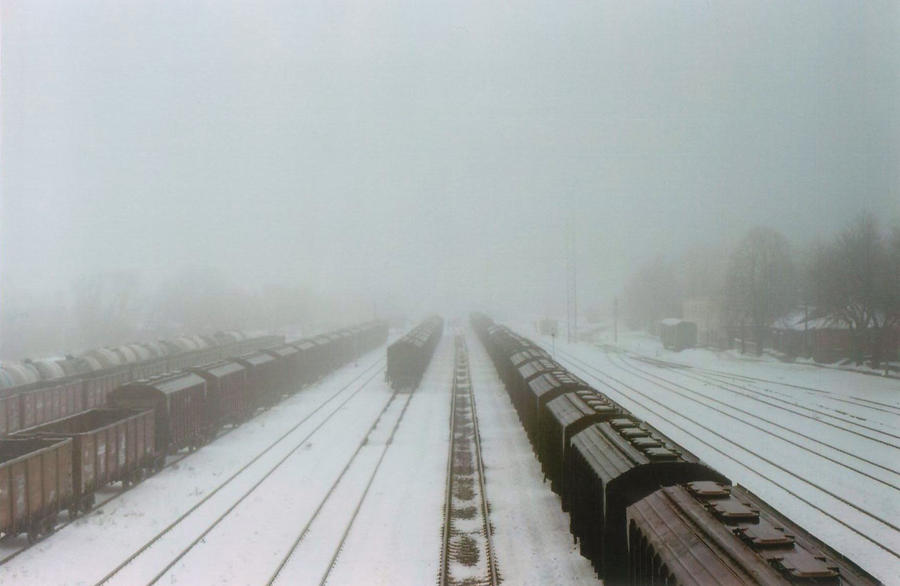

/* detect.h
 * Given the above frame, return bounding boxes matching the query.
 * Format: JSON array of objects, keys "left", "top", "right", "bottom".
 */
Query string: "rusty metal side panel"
[
  {"left": 134, "top": 417, "right": 144, "bottom": 464},
  {"left": 51, "top": 388, "right": 62, "bottom": 422},
  {"left": 0, "top": 467, "right": 10, "bottom": 532},
  {"left": 59, "top": 442, "right": 73, "bottom": 507},
  {"left": 21, "top": 393, "right": 36, "bottom": 429},
  {"left": 42, "top": 450, "right": 58, "bottom": 510},
  {"left": 121, "top": 422, "right": 130, "bottom": 471},
  {"left": 96, "top": 431, "right": 107, "bottom": 485},
  {"left": 11, "top": 462, "right": 27, "bottom": 529},
  {"left": 103, "top": 427, "right": 115, "bottom": 482},
  {"left": 0, "top": 396, "right": 11, "bottom": 436},
  {"left": 26, "top": 456, "right": 42, "bottom": 516},
  {"left": 81, "top": 434, "right": 95, "bottom": 494},
  {"left": 35, "top": 390, "right": 47, "bottom": 426},
  {"left": 144, "top": 410, "right": 156, "bottom": 460},
  {"left": 72, "top": 380, "right": 85, "bottom": 414}
]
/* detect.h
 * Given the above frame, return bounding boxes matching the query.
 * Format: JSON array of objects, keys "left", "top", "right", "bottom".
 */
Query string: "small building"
[
  {"left": 771, "top": 311, "right": 899, "bottom": 364},
  {"left": 659, "top": 318, "right": 698, "bottom": 351}
]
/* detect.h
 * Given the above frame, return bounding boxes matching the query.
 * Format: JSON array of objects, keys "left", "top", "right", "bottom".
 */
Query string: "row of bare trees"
[
  {"left": 623, "top": 214, "right": 900, "bottom": 365},
  {"left": 1, "top": 267, "right": 375, "bottom": 361},
  {"left": 808, "top": 216, "right": 900, "bottom": 365}
]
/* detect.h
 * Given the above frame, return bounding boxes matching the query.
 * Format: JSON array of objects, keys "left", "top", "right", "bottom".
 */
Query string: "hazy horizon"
[{"left": 2, "top": 1, "right": 898, "bottom": 340}]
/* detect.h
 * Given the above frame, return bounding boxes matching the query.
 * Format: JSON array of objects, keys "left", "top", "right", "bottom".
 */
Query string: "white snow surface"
[
  {"left": 0, "top": 333, "right": 601, "bottom": 585},
  {"left": 526, "top": 326, "right": 899, "bottom": 585}
]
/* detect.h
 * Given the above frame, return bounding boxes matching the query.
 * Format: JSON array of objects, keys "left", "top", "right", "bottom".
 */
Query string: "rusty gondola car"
[
  {"left": 0, "top": 437, "right": 74, "bottom": 542},
  {"left": 14, "top": 408, "right": 156, "bottom": 515}
]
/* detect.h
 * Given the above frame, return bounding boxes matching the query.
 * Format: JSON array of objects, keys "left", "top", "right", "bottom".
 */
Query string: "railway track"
[
  {"left": 439, "top": 334, "right": 500, "bottom": 586},
  {"left": 95, "top": 358, "right": 386, "bottom": 585},
  {"left": 551, "top": 347, "right": 900, "bottom": 562},
  {"left": 617, "top": 346, "right": 900, "bottom": 417},
  {"left": 623, "top": 352, "right": 900, "bottom": 445},
  {"left": 268, "top": 348, "right": 434, "bottom": 585},
  {"left": 0, "top": 367, "right": 341, "bottom": 567},
  {"left": 604, "top": 352, "right": 900, "bottom": 487}
]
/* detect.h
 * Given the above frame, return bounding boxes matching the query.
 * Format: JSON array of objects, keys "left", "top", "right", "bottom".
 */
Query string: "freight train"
[
  {"left": 385, "top": 316, "right": 443, "bottom": 390},
  {"left": 470, "top": 313, "right": 876, "bottom": 586},
  {"left": 0, "top": 321, "right": 388, "bottom": 543}
]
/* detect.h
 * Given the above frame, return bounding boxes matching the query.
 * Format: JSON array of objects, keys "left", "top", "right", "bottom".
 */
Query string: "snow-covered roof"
[{"left": 772, "top": 310, "right": 850, "bottom": 331}]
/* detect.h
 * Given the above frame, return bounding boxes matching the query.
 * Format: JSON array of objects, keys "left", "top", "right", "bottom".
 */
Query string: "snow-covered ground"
[
  {"left": 0, "top": 350, "right": 389, "bottom": 585},
  {"left": 0, "top": 331, "right": 601, "bottom": 585},
  {"left": 524, "top": 326, "right": 899, "bottom": 585}
]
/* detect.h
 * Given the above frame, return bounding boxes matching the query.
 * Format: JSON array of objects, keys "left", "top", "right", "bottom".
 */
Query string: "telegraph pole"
[
  {"left": 565, "top": 218, "right": 578, "bottom": 344},
  {"left": 613, "top": 297, "right": 618, "bottom": 344}
]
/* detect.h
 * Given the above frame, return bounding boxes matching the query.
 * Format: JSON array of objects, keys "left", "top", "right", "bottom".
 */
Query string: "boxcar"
[
  {"left": 509, "top": 358, "right": 564, "bottom": 425},
  {"left": 108, "top": 373, "right": 208, "bottom": 454},
  {"left": 291, "top": 339, "right": 320, "bottom": 386},
  {"left": 189, "top": 361, "right": 251, "bottom": 429},
  {"left": 17, "top": 408, "right": 156, "bottom": 514},
  {"left": 626, "top": 482, "right": 878, "bottom": 585},
  {"left": 565, "top": 419, "right": 727, "bottom": 580},
  {"left": 0, "top": 437, "right": 74, "bottom": 542},
  {"left": 520, "top": 371, "right": 590, "bottom": 447},
  {"left": 233, "top": 352, "right": 280, "bottom": 410},
  {"left": 386, "top": 317, "right": 444, "bottom": 390},
  {"left": 537, "top": 391, "right": 618, "bottom": 497},
  {"left": 264, "top": 346, "right": 302, "bottom": 398}
]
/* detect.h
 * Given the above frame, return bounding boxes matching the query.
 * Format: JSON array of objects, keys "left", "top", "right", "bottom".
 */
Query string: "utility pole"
[
  {"left": 613, "top": 297, "right": 618, "bottom": 344},
  {"left": 566, "top": 218, "right": 577, "bottom": 344}
]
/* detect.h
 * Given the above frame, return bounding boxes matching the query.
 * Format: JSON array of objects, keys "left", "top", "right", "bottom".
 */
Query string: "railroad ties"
[{"left": 439, "top": 334, "right": 500, "bottom": 586}]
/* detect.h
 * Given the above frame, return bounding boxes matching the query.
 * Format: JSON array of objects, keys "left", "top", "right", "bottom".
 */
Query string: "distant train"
[
  {"left": 470, "top": 313, "right": 876, "bottom": 585},
  {"left": 0, "top": 332, "right": 282, "bottom": 435},
  {"left": 386, "top": 316, "right": 443, "bottom": 390},
  {"left": 0, "top": 321, "right": 388, "bottom": 543}
]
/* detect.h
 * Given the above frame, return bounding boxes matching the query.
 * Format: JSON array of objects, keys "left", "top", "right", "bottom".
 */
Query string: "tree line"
[
  {"left": 623, "top": 214, "right": 900, "bottom": 366},
  {"left": 0, "top": 266, "right": 376, "bottom": 361}
]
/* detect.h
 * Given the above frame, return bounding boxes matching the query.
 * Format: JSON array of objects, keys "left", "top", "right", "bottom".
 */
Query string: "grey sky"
[{"left": 2, "top": 0, "right": 898, "bottom": 319}]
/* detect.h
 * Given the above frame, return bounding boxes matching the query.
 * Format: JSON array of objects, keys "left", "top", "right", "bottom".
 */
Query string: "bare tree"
[
  {"left": 724, "top": 227, "right": 795, "bottom": 354},
  {"left": 810, "top": 214, "right": 898, "bottom": 366}
]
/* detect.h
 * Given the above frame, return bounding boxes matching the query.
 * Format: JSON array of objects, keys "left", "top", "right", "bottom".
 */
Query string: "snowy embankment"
[{"left": 527, "top": 327, "right": 899, "bottom": 585}]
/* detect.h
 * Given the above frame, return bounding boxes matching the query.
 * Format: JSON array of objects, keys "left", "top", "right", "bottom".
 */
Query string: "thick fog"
[{"left": 2, "top": 1, "right": 898, "bottom": 355}]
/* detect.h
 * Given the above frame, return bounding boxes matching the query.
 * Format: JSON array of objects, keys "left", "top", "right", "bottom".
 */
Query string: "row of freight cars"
[
  {"left": 385, "top": 316, "right": 444, "bottom": 390},
  {"left": 470, "top": 313, "right": 876, "bottom": 586},
  {"left": 0, "top": 321, "right": 388, "bottom": 543},
  {"left": 0, "top": 332, "right": 284, "bottom": 436}
]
